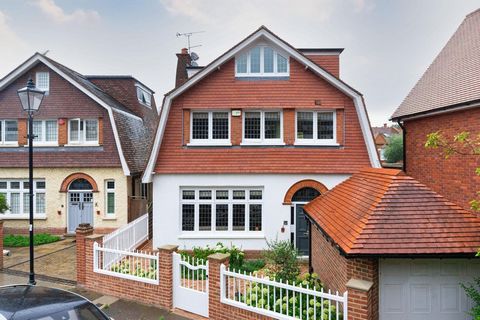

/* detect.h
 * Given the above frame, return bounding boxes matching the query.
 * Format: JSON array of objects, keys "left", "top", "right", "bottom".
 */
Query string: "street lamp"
[{"left": 17, "top": 78, "right": 45, "bottom": 285}]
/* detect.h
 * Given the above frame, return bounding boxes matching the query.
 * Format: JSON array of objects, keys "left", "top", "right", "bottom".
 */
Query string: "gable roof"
[
  {"left": 142, "top": 26, "right": 380, "bottom": 182},
  {"left": 0, "top": 53, "right": 157, "bottom": 175},
  {"left": 391, "top": 9, "right": 480, "bottom": 120},
  {"left": 304, "top": 168, "right": 480, "bottom": 256}
]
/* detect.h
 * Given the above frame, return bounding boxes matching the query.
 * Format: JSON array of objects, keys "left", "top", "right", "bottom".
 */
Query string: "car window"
[{"left": 33, "top": 303, "right": 107, "bottom": 320}]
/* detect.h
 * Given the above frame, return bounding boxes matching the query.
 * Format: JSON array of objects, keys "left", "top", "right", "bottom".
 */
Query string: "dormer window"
[
  {"left": 36, "top": 72, "right": 49, "bottom": 93},
  {"left": 135, "top": 84, "right": 152, "bottom": 107},
  {"left": 235, "top": 46, "right": 289, "bottom": 77}
]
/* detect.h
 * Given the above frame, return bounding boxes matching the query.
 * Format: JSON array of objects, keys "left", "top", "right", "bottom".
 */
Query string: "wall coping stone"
[
  {"left": 86, "top": 234, "right": 104, "bottom": 241},
  {"left": 208, "top": 253, "right": 230, "bottom": 262},
  {"left": 346, "top": 278, "right": 374, "bottom": 292},
  {"left": 158, "top": 244, "right": 178, "bottom": 252}
]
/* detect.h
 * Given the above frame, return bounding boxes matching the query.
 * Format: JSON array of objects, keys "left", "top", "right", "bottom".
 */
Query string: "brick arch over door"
[
  {"left": 283, "top": 179, "right": 328, "bottom": 204},
  {"left": 59, "top": 173, "right": 99, "bottom": 192}
]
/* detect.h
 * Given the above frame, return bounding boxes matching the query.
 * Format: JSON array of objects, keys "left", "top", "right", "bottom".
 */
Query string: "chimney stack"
[
  {"left": 383, "top": 123, "right": 387, "bottom": 128},
  {"left": 175, "top": 48, "right": 191, "bottom": 87}
]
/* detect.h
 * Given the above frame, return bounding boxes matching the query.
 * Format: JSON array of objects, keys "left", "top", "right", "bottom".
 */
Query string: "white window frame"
[
  {"left": 0, "top": 179, "right": 46, "bottom": 219},
  {"left": 30, "top": 119, "right": 58, "bottom": 146},
  {"left": 36, "top": 72, "right": 50, "bottom": 93},
  {"left": 67, "top": 118, "right": 99, "bottom": 146},
  {"left": 189, "top": 111, "right": 231, "bottom": 146},
  {"left": 241, "top": 110, "right": 284, "bottom": 145},
  {"left": 295, "top": 110, "right": 338, "bottom": 146},
  {"left": 105, "top": 180, "right": 115, "bottom": 216},
  {"left": 135, "top": 83, "right": 152, "bottom": 108},
  {"left": 179, "top": 187, "right": 264, "bottom": 235},
  {"left": 235, "top": 45, "right": 290, "bottom": 77},
  {"left": 0, "top": 120, "right": 18, "bottom": 146}
]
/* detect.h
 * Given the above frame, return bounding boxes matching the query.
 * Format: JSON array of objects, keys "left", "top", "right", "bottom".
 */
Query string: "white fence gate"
[{"left": 172, "top": 252, "right": 209, "bottom": 317}]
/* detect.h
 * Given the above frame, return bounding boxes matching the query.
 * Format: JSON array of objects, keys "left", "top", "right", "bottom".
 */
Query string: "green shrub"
[
  {"left": 4, "top": 233, "right": 61, "bottom": 247},
  {"left": 462, "top": 277, "right": 480, "bottom": 320},
  {"left": 187, "top": 242, "right": 245, "bottom": 269},
  {"left": 0, "top": 194, "right": 8, "bottom": 214},
  {"left": 263, "top": 239, "right": 299, "bottom": 282},
  {"left": 238, "top": 259, "right": 266, "bottom": 274},
  {"left": 384, "top": 134, "right": 403, "bottom": 163}
]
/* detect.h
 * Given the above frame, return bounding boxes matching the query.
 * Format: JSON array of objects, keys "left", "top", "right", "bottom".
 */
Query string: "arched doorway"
[
  {"left": 67, "top": 178, "right": 94, "bottom": 233},
  {"left": 284, "top": 180, "right": 327, "bottom": 256}
]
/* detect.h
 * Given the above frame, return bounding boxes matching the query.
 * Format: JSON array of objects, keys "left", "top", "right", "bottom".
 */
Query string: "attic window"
[
  {"left": 235, "top": 46, "right": 289, "bottom": 77},
  {"left": 36, "top": 72, "right": 49, "bottom": 93},
  {"left": 135, "top": 84, "right": 152, "bottom": 107}
]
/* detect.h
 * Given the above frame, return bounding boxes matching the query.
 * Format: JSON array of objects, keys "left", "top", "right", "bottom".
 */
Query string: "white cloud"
[
  {"left": 32, "top": 0, "right": 100, "bottom": 24},
  {"left": 0, "top": 11, "right": 28, "bottom": 77}
]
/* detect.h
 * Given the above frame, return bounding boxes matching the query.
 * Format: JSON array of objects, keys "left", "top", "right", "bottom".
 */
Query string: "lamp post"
[{"left": 17, "top": 78, "right": 45, "bottom": 285}]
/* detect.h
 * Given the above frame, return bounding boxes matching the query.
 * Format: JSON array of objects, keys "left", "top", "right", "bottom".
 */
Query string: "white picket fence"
[
  {"left": 93, "top": 242, "right": 159, "bottom": 285},
  {"left": 103, "top": 213, "right": 148, "bottom": 251},
  {"left": 220, "top": 265, "right": 348, "bottom": 320}
]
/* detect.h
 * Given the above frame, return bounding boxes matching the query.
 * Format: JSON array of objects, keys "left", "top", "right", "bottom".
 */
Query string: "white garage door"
[{"left": 380, "top": 259, "right": 480, "bottom": 320}]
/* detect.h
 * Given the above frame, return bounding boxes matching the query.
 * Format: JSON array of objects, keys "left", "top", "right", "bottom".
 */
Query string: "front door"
[
  {"left": 68, "top": 192, "right": 93, "bottom": 233},
  {"left": 295, "top": 204, "right": 309, "bottom": 256}
]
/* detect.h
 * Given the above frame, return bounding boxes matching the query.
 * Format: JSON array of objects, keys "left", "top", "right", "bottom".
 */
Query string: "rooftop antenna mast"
[{"left": 176, "top": 31, "right": 205, "bottom": 53}]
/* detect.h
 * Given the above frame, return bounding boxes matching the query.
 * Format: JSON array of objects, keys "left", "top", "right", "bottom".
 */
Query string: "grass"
[{"left": 4, "top": 233, "right": 61, "bottom": 247}]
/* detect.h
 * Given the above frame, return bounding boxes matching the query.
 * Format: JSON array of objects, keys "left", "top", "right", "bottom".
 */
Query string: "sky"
[{"left": 0, "top": 0, "right": 478, "bottom": 126}]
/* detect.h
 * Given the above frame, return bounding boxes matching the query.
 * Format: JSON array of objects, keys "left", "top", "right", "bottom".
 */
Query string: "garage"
[{"left": 380, "top": 259, "right": 480, "bottom": 320}]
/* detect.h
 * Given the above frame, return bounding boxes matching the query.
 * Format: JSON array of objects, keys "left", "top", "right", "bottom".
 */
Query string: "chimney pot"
[
  {"left": 383, "top": 123, "right": 387, "bottom": 128},
  {"left": 181, "top": 48, "right": 188, "bottom": 54}
]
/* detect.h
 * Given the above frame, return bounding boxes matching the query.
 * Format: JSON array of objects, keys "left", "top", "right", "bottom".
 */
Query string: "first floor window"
[
  {"left": 180, "top": 188, "right": 263, "bottom": 232},
  {"left": 191, "top": 111, "right": 230, "bottom": 144},
  {"left": 0, "top": 120, "right": 18, "bottom": 144},
  {"left": 296, "top": 111, "right": 336, "bottom": 144},
  {"left": 32, "top": 120, "right": 58, "bottom": 144},
  {"left": 105, "top": 180, "right": 115, "bottom": 215},
  {"left": 69, "top": 119, "right": 98, "bottom": 144},
  {"left": 0, "top": 179, "right": 46, "bottom": 216},
  {"left": 243, "top": 111, "right": 282, "bottom": 143}
]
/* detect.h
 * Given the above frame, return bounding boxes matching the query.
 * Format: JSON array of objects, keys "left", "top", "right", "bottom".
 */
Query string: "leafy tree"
[
  {"left": 425, "top": 131, "right": 480, "bottom": 211},
  {"left": 384, "top": 134, "right": 403, "bottom": 163},
  {"left": 0, "top": 193, "right": 8, "bottom": 214}
]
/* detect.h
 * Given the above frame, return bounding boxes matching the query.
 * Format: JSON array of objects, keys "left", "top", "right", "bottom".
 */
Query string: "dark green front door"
[{"left": 295, "top": 204, "right": 309, "bottom": 256}]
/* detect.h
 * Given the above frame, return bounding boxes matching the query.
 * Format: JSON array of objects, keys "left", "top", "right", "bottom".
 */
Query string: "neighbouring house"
[
  {"left": 304, "top": 168, "right": 480, "bottom": 320},
  {"left": 391, "top": 9, "right": 480, "bottom": 211},
  {"left": 142, "top": 26, "right": 380, "bottom": 254},
  {"left": 371, "top": 123, "right": 401, "bottom": 161},
  {"left": 0, "top": 53, "right": 158, "bottom": 235}
]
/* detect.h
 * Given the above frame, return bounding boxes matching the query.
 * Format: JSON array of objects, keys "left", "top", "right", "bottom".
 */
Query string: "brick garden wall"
[{"left": 404, "top": 107, "right": 480, "bottom": 211}]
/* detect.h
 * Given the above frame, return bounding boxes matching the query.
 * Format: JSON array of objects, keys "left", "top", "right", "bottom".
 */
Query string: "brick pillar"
[
  {"left": 158, "top": 244, "right": 178, "bottom": 309},
  {"left": 85, "top": 234, "right": 103, "bottom": 288},
  {"left": 283, "top": 108, "right": 295, "bottom": 145},
  {"left": 58, "top": 118, "right": 67, "bottom": 146},
  {"left": 17, "top": 119, "right": 27, "bottom": 146},
  {"left": 346, "top": 279, "right": 375, "bottom": 320},
  {"left": 183, "top": 109, "right": 190, "bottom": 145},
  {"left": 208, "top": 253, "right": 230, "bottom": 320},
  {"left": 231, "top": 112, "right": 242, "bottom": 145},
  {"left": 0, "top": 220, "right": 3, "bottom": 270},
  {"left": 75, "top": 223, "right": 94, "bottom": 285}
]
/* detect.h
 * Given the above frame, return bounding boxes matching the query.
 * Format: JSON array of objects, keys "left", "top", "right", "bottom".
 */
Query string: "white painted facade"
[{"left": 152, "top": 173, "right": 350, "bottom": 250}]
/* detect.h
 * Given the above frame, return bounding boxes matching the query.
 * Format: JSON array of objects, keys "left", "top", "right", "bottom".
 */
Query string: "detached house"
[
  {"left": 0, "top": 53, "right": 158, "bottom": 235},
  {"left": 143, "top": 26, "right": 380, "bottom": 253},
  {"left": 391, "top": 9, "right": 480, "bottom": 211}
]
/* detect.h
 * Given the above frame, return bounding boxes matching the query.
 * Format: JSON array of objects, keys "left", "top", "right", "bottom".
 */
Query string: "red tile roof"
[
  {"left": 391, "top": 9, "right": 480, "bottom": 119},
  {"left": 303, "top": 168, "right": 480, "bottom": 256}
]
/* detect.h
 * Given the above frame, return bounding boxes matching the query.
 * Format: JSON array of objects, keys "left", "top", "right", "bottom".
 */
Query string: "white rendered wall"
[{"left": 152, "top": 174, "right": 350, "bottom": 250}]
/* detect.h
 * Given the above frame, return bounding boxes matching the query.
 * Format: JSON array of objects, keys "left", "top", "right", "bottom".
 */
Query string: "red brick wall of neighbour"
[
  {"left": 404, "top": 108, "right": 480, "bottom": 211},
  {"left": 155, "top": 58, "right": 371, "bottom": 174},
  {"left": 307, "top": 55, "right": 340, "bottom": 77},
  {"left": 311, "top": 226, "right": 379, "bottom": 320},
  {"left": 0, "top": 63, "right": 122, "bottom": 168}
]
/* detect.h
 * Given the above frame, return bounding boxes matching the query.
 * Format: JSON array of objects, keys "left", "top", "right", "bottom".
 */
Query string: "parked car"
[{"left": 0, "top": 285, "right": 111, "bottom": 320}]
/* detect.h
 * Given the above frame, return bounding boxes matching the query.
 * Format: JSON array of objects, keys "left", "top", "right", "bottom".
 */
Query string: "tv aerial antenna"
[{"left": 176, "top": 31, "right": 205, "bottom": 53}]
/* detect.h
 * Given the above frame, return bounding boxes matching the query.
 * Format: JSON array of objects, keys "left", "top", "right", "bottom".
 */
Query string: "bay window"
[
  {"left": 0, "top": 179, "right": 46, "bottom": 217},
  {"left": 0, "top": 120, "right": 18, "bottom": 145},
  {"left": 190, "top": 111, "right": 230, "bottom": 145},
  {"left": 180, "top": 188, "right": 263, "bottom": 232},
  {"left": 296, "top": 111, "right": 337, "bottom": 145},
  {"left": 235, "top": 46, "right": 289, "bottom": 77},
  {"left": 243, "top": 111, "right": 282, "bottom": 144},
  {"left": 68, "top": 119, "right": 98, "bottom": 145}
]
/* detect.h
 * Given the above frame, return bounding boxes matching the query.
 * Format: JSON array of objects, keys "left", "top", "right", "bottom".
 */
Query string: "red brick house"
[
  {"left": 371, "top": 124, "right": 402, "bottom": 161},
  {"left": 0, "top": 53, "right": 158, "bottom": 235},
  {"left": 391, "top": 9, "right": 480, "bottom": 211},
  {"left": 143, "top": 26, "right": 380, "bottom": 254},
  {"left": 304, "top": 168, "right": 480, "bottom": 320}
]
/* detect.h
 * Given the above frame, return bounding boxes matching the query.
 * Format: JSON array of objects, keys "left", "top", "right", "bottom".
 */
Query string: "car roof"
[{"left": 0, "top": 285, "right": 95, "bottom": 320}]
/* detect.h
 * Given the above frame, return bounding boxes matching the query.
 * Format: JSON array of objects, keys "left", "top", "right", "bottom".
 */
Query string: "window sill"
[
  {"left": 187, "top": 142, "right": 232, "bottom": 147},
  {"left": 0, "top": 214, "right": 47, "bottom": 220},
  {"left": 178, "top": 232, "right": 265, "bottom": 240},
  {"left": 24, "top": 143, "right": 59, "bottom": 147},
  {"left": 0, "top": 144, "right": 19, "bottom": 148},
  {"left": 64, "top": 143, "right": 100, "bottom": 147},
  {"left": 102, "top": 216, "right": 117, "bottom": 221},
  {"left": 294, "top": 141, "right": 340, "bottom": 147},
  {"left": 240, "top": 141, "right": 286, "bottom": 146}
]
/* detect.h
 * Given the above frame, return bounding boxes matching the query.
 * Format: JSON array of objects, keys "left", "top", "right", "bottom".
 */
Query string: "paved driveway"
[{"left": 4, "top": 238, "right": 76, "bottom": 282}]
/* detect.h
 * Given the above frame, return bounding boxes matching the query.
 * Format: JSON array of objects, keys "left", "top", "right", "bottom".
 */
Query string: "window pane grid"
[
  {"left": 5, "top": 120, "right": 18, "bottom": 142},
  {"left": 0, "top": 179, "right": 45, "bottom": 216},
  {"left": 244, "top": 112, "right": 261, "bottom": 139},
  {"left": 249, "top": 204, "right": 262, "bottom": 231},
  {"left": 264, "top": 112, "right": 280, "bottom": 139},
  {"left": 317, "top": 112, "right": 334, "bottom": 139},
  {"left": 212, "top": 112, "right": 229, "bottom": 140},
  {"left": 182, "top": 204, "right": 195, "bottom": 231},
  {"left": 85, "top": 120, "right": 98, "bottom": 142},
  {"left": 250, "top": 47, "right": 261, "bottom": 73},
  {"left": 215, "top": 204, "right": 228, "bottom": 231},
  {"left": 199, "top": 204, "right": 212, "bottom": 231},
  {"left": 45, "top": 121, "right": 58, "bottom": 142},
  {"left": 297, "top": 112, "right": 313, "bottom": 139},
  {"left": 192, "top": 113, "right": 209, "bottom": 140},
  {"left": 236, "top": 46, "right": 289, "bottom": 76}
]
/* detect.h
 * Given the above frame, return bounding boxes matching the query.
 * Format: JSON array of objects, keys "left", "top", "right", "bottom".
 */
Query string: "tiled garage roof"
[
  {"left": 391, "top": 9, "right": 480, "bottom": 120},
  {"left": 303, "top": 168, "right": 480, "bottom": 256}
]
